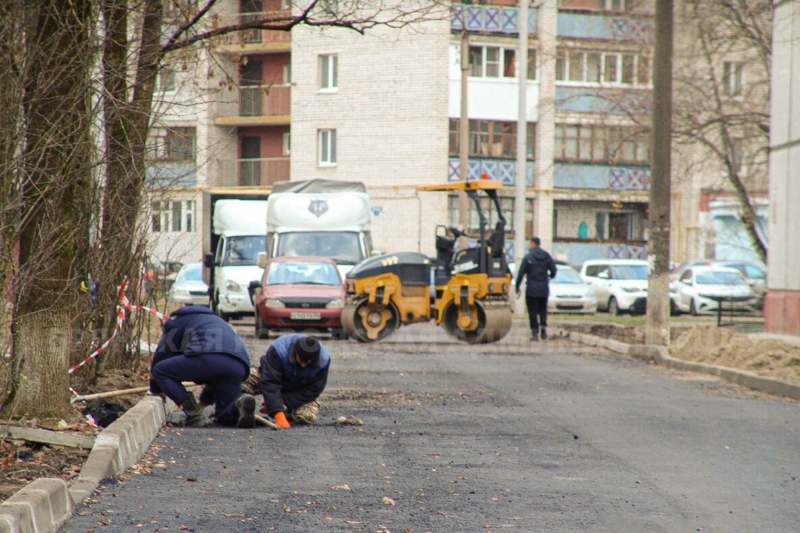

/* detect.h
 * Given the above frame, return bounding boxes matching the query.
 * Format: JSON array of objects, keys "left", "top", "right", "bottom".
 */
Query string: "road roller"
[{"left": 341, "top": 179, "right": 512, "bottom": 344}]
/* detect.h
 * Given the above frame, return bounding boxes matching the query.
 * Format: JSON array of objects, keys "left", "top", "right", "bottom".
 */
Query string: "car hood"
[
  {"left": 172, "top": 280, "right": 208, "bottom": 292},
  {"left": 696, "top": 284, "right": 753, "bottom": 297},
  {"left": 263, "top": 284, "right": 345, "bottom": 299},
  {"left": 549, "top": 282, "right": 594, "bottom": 297},
  {"left": 610, "top": 280, "right": 648, "bottom": 290}
]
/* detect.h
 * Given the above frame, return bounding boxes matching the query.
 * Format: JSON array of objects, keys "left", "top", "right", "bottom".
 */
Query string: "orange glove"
[{"left": 274, "top": 411, "right": 291, "bottom": 429}]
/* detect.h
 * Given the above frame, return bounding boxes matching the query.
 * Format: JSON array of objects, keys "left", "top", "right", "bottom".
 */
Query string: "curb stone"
[
  {"left": 0, "top": 396, "right": 170, "bottom": 533},
  {"left": 568, "top": 332, "right": 800, "bottom": 401}
]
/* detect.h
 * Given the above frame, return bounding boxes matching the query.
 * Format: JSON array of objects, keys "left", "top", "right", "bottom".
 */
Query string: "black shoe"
[
  {"left": 235, "top": 394, "right": 256, "bottom": 428},
  {"left": 530, "top": 329, "right": 539, "bottom": 341},
  {"left": 541, "top": 328, "right": 547, "bottom": 340}
]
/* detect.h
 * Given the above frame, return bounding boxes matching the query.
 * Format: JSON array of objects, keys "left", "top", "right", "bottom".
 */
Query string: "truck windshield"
[
  {"left": 277, "top": 232, "right": 362, "bottom": 264},
  {"left": 223, "top": 236, "right": 266, "bottom": 266}
]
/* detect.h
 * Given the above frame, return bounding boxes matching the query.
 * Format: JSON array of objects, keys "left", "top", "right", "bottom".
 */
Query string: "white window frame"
[
  {"left": 722, "top": 61, "right": 743, "bottom": 97},
  {"left": 151, "top": 200, "right": 196, "bottom": 233},
  {"left": 282, "top": 132, "right": 291, "bottom": 156},
  {"left": 319, "top": 54, "right": 338, "bottom": 92},
  {"left": 318, "top": 129, "right": 337, "bottom": 166},
  {"left": 469, "top": 45, "right": 517, "bottom": 79},
  {"left": 282, "top": 64, "right": 292, "bottom": 85},
  {"left": 556, "top": 48, "right": 650, "bottom": 88}
]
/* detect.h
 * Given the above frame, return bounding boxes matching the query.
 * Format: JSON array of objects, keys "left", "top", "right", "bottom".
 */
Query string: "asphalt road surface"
[{"left": 62, "top": 322, "right": 800, "bottom": 533}]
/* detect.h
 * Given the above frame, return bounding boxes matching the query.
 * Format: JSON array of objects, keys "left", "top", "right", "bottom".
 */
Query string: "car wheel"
[
  {"left": 608, "top": 297, "right": 621, "bottom": 316},
  {"left": 670, "top": 299, "right": 681, "bottom": 316},
  {"left": 255, "top": 312, "right": 270, "bottom": 340},
  {"left": 214, "top": 292, "right": 230, "bottom": 322},
  {"left": 690, "top": 298, "right": 699, "bottom": 316}
]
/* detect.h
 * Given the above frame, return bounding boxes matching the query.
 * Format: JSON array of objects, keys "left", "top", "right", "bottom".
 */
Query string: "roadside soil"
[{"left": 556, "top": 322, "right": 800, "bottom": 384}]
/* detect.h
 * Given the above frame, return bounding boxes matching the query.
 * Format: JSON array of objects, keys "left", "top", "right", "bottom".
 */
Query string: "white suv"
[{"left": 579, "top": 259, "right": 648, "bottom": 315}]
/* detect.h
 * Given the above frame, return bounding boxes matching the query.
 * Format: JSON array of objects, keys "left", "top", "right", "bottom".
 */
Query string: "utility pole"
[
  {"left": 646, "top": 0, "right": 673, "bottom": 346},
  {"left": 513, "top": 0, "right": 528, "bottom": 315},
  {"left": 458, "top": 30, "right": 470, "bottom": 246}
]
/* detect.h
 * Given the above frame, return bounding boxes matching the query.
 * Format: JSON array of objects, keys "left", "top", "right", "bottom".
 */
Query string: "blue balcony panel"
[
  {"left": 448, "top": 157, "right": 534, "bottom": 187},
  {"left": 555, "top": 86, "right": 651, "bottom": 115},
  {"left": 553, "top": 241, "right": 648, "bottom": 267},
  {"left": 451, "top": 4, "right": 536, "bottom": 34},
  {"left": 557, "top": 12, "right": 654, "bottom": 41},
  {"left": 554, "top": 162, "right": 650, "bottom": 190},
  {"left": 146, "top": 161, "right": 197, "bottom": 188}
]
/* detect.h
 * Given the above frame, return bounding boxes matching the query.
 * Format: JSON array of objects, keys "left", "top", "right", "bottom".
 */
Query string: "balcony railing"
[
  {"left": 212, "top": 157, "right": 290, "bottom": 188},
  {"left": 217, "top": 12, "right": 292, "bottom": 47},
  {"left": 216, "top": 85, "right": 290, "bottom": 121},
  {"left": 451, "top": 3, "right": 536, "bottom": 34}
]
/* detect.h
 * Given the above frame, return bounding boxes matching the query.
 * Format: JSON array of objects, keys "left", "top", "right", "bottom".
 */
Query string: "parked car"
[
  {"left": 167, "top": 262, "right": 209, "bottom": 306},
  {"left": 251, "top": 256, "right": 346, "bottom": 340},
  {"left": 670, "top": 266, "right": 758, "bottom": 316},
  {"left": 713, "top": 261, "right": 766, "bottom": 309},
  {"left": 547, "top": 265, "right": 598, "bottom": 314},
  {"left": 580, "top": 259, "right": 648, "bottom": 315}
]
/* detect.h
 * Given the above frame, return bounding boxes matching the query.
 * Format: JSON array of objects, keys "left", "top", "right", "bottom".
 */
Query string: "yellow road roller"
[{"left": 341, "top": 179, "right": 512, "bottom": 344}]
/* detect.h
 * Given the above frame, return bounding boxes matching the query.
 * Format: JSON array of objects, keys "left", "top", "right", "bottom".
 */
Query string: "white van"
[{"left": 579, "top": 259, "right": 648, "bottom": 315}]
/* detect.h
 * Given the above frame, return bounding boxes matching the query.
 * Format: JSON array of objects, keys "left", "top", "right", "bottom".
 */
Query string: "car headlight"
[
  {"left": 225, "top": 279, "right": 241, "bottom": 292},
  {"left": 622, "top": 287, "right": 640, "bottom": 293},
  {"left": 326, "top": 298, "right": 344, "bottom": 309},
  {"left": 264, "top": 298, "right": 285, "bottom": 308}
]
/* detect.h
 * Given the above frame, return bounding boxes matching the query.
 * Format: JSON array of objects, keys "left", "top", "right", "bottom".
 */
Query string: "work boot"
[
  {"left": 541, "top": 328, "right": 547, "bottom": 340},
  {"left": 530, "top": 328, "right": 539, "bottom": 342},
  {"left": 235, "top": 394, "right": 256, "bottom": 428},
  {"left": 180, "top": 394, "right": 208, "bottom": 428}
]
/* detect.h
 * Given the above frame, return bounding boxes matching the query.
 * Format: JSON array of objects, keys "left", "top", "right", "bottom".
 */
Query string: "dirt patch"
[
  {"left": 1, "top": 367, "right": 150, "bottom": 502},
  {"left": 670, "top": 326, "right": 800, "bottom": 383},
  {"left": 559, "top": 322, "right": 800, "bottom": 385}
]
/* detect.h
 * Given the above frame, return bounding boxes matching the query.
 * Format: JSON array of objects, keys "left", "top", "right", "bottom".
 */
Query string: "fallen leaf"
[
  {"left": 282, "top": 504, "right": 291, "bottom": 513},
  {"left": 331, "top": 484, "right": 352, "bottom": 491},
  {"left": 382, "top": 496, "right": 395, "bottom": 506}
]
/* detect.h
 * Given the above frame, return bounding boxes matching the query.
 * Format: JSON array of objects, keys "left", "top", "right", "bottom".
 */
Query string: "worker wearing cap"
[
  {"left": 150, "top": 305, "right": 256, "bottom": 428},
  {"left": 258, "top": 334, "right": 331, "bottom": 429}
]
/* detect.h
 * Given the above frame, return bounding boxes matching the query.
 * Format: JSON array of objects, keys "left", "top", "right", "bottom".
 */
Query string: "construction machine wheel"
[
  {"left": 341, "top": 299, "right": 400, "bottom": 343},
  {"left": 442, "top": 300, "right": 511, "bottom": 344}
]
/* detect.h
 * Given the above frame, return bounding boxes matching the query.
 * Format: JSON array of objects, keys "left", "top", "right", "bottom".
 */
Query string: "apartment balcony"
[
  {"left": 451, "top": 3, "right": 536, "bottom": 34},
  {"left": 557, "top": 11, "right": 654, "bottom": 41},
  {"left": 554, "top": 162, "right": 650, "bottom": 191},
  {"left": 215, "top": 12, "right": 292, "bottom": 53},
  {"left": 145, "top": 161, "right": 197, "bottom": 188},
  {"left": 215, "top": 85, "right": 291, "bottom": 126},
  {"left": 448, "top": 157, "right": 534, "bottom": 186},
  {"left": 553, "top": 239, "right": 648, "bottom": 267},
  {"left": 211, "top": 157, "right": 290, "bottom": 188}
]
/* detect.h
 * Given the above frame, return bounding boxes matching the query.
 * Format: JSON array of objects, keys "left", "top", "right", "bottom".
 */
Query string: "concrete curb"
[
  {"left": 569, "top": 332, "right": 800, "bottom": 401},
  {"left": 0, "top": 396, "right": 169, "bottom": 533}
]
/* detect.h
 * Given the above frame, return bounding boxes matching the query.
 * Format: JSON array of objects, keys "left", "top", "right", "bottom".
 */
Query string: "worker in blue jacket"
[
  {"left": 259, "top": 334, "right": 330, "bottom": 428},
  {"left": 515, "top": 237, "right": 557, "bottom": 341},
  {"left": 150, "top": 305, "right": 256, "bottom": 428}
]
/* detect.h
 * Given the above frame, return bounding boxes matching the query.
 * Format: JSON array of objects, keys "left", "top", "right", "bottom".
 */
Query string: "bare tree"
[{"left": 672, "top": 0, "right": 771, "bottom": 262}]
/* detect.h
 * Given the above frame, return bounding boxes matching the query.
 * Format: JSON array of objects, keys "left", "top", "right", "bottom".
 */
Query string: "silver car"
[
  {"left": 168, "top": 262, "right": 209, "bottom": 306},
  {"left": 548, "top": 265, "right": 598, "bottom": 314}
]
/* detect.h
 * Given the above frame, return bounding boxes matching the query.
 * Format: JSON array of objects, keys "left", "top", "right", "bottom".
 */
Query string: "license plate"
[{"left": 290, "top": 312, "right": 321, "bottom": 320}]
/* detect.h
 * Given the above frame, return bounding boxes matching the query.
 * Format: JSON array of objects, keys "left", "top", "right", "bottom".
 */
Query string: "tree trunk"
[
  {"left": 9, "top": 0, "right": 95, "bottom": 418},
  {"left": 96, "top": 0, "right": 164, "bottom": 370}
]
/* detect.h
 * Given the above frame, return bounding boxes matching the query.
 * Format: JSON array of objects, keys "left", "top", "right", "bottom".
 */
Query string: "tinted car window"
[
  {"left": 609, "top": 264, "right": 648, "bottom": 280},
  {"left": 584, "top": 265, "right": 604, "bottom": 277}
]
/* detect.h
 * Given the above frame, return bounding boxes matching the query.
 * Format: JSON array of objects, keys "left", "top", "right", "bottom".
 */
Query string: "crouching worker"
[
  {"left": 150, "top": 305, "right": 256, "bottom": 428},
  {"left": 259, "top": 334, "right": 330, "bottom": 429}
]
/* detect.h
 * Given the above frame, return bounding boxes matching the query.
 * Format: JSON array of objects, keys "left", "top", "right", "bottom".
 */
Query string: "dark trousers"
[
  {"left": 151, "top": 353, "right": 248, "bottom": 426},
  {"left": 525, "top": 296, "right": 548, "bottom": 332}
]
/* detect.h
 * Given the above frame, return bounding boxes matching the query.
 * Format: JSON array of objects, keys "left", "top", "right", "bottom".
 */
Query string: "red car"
[{"left": 252, "top": 256, "right": 346, "bottom": 339}]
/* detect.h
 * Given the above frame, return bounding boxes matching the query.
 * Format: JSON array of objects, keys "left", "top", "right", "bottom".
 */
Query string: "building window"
[
  {"left": 603, "top": 0, "right": 634, "bottom": 11},
  {"left": 282, "top": 132, "right": 291, "bottom": 156},
  {"left": 319, "top": 54, "right": 338, "bottom": 90},
  {"left": 282, "top": 64, "right": 291, "bottom": 85},
  {"left": 722, "top": 61, "right": 743, "bottom": 97},
  {"left": 151, "top": 127, "right": 195, "bottom": 161},
  {"left": 318, "top": 129, "right": 337, "bottom": 165},
  {"left": 157, "top": 67, "right": 176, "bottom": 92},
  {"left": 449, "top": 119, "right": 536, "bottom": 160},
  {"left": 151, "top": 200, "right": 196, "bottom": 233},
  {"left": 281, "top": 0, "right": 291, "bottom": 9},
  {"left": 556, "top": 48, "right": 650, "bottom": 86},
  {"left": 469, "top": 45, "right": 516, "bottom": 79},
  {"left": 555, "top": 124, "right": 649, "bottom": 165}
]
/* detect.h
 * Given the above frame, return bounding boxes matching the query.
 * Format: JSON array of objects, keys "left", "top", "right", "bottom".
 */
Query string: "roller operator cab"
[{"left": 342, "top": 179, "right": 513, "bottom": 344}]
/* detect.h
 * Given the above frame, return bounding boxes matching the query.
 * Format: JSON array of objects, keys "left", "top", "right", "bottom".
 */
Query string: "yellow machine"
[{"left": 340, "top": 180, "right": 512, "bottom": 344}]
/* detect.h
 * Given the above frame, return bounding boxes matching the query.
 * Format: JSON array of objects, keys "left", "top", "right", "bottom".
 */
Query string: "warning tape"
[{"left": 69, "top": 277, "right": 168, "bottom": 375}]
